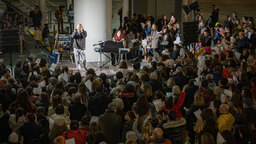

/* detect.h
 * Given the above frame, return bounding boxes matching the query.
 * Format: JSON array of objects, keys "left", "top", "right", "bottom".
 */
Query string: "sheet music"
[
  {"left": 194, "top": 109, "right": 202, "bottom": 119},
  {"left": 66, "top": 138, "right": 75, "bottom": 144},
  {"left": 131, "top": 39, "right": 138, "bottom": 43},
  {"left": 217, "top": 132, "right": 226, "bottom": 144},
  {"left": 85, "top": 80, "right": 92, "bottom": 92}
]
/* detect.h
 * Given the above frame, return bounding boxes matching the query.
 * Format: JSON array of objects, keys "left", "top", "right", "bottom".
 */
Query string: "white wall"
[
  {"left": 74, "top": 0, "right": 112, "bottom": 62},
  {"left": 134, "top": 0, "right": 177, "bottom": 20}
]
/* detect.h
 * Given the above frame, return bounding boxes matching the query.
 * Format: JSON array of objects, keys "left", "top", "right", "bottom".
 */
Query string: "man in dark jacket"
[
  {"left": 68, "top": 94, "right": 87, "bottom": 121},
  {"left": 210, "top": 5, "right": 219, "bottom": 28},
  {"left": 238, "top": 32, "right": 249, "bottom": 53},
  {"left": 88, "top": 85, "right": 112, "bottom": 116},
  {"left": 20, "top": 113, "right": 42, "bottom": 144},
  {"left": 121, "top": 111, "right": 135, "bottom": 142},
  {"left": 98, "top": 102, "right": 122, "bottom": 144},
  {"left": 29, "top": 6, "right": 42, "bottom": 27},
  {"left": 163, "top": 110, "right": 186, "bottom": 144},
  {"left": 71, "top": 24, "right": 87, "bottom": 71},
  {"left": 148, "top": 72, "right": 162, "bottom": 93}
]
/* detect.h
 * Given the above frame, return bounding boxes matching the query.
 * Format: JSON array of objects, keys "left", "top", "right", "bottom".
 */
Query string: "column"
[
  {"left": 122, "top": 0, "right": 129, "bottom": 21},
  {"left": 131, "top": 0, "right": 134, "bottom": 17},
  {"left": 181, "top": 0, "right": 190, "bottom": 22},
  {"left": 74, "top": 0, "right": 112, "bottom": 62},
  {"left": 40, "top": 0, "right": 46, "bottom": 26}
]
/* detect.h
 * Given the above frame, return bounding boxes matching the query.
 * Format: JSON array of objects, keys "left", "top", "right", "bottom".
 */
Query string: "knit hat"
[
  {"left": 126, "top": 131, "right": 137, "bottom": 141},
  {"left": 243, "top": 98, "right": 253, "bottom": 107},
  {"left": 9, "top": 132, "right": 18, "bottom": 143}
]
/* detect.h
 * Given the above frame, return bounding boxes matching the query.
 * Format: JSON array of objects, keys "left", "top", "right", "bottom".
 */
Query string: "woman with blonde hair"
[
  {"left": 172, "top": 85, "right": 181, "bottom": 101},
  {"left": 141, "top": 83, "right": 153, "bottom": 102},
  {"left": 133, "top": 119, "right": 153, "bottom": 144},
  {"left": 186, "top": 91, "right": 206, "bottom": 143}
]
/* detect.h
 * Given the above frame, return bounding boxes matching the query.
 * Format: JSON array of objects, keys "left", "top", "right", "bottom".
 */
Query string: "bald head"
[{"left": 77, "top": 24, "right": 83, "bottom": 32}]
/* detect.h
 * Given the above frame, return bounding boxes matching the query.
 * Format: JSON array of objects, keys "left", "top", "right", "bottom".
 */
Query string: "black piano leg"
[{"left": 99, "top": 50, "right": 102, "bottom": 70}]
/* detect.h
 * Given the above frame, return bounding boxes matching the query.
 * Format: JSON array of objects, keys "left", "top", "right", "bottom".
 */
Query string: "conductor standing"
[{"left": 71, "top": 24, "right": 87, "bottom": 71}]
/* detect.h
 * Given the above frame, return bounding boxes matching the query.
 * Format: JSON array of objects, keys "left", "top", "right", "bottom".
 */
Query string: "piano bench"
[{"left": 118, "top": 48, "right": 130, "bottom": 63}]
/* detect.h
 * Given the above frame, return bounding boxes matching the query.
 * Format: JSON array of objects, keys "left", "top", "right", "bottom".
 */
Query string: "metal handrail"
[
  {"left": 29, "top": 0, "right": 52, "bottom": 12},
  {"left": 2, "top": 0, "right": 30, "bottom": 19},
  {"left": 46, "top": 0, "right": 58, "bottom": 7}
]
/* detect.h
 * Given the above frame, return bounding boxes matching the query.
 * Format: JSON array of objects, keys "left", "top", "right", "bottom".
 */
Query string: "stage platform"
[{"left": 51, "top": 61, "right": 135, "bottom": 77}]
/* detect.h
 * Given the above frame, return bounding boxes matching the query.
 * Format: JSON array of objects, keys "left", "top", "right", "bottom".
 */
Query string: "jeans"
[
  {"left": 35, "top": 40, "right": 41, "bottom": 49},
  {"left": 70, "top": 22, "right": 74, "bottom": 34},
  {"left": 57, "top": 19, "right": 64, "bottom": 34},
  {"left": 74, "top": 48, "right": 86, "bottom": 70},
  {"left": 142, "top": 46, "right": 149, "bottom": 55}
]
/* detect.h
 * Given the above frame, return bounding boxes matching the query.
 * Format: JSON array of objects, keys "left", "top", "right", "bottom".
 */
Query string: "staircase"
[
  {"left": 2, "top": 0, "right": 30, "bottom": 19},
  {"left": 2, "top": 0, "right": 58, "bottom": 23}
]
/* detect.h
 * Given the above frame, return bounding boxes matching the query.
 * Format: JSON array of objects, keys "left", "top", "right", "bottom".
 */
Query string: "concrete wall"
[
  {"left": 198, "top": 0, "right": 256, "bottom": 22},
  {"left": 134, "top": 0, "right": 148, "bottom": 16},
  {"left": 134, "top": 0, "right": 178, "bottom": 20}
]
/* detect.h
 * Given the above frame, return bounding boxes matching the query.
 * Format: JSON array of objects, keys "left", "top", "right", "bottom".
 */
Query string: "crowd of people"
[
  {"left": 0, "top": 3, "right": 256, "bottom": 144},
  {"left": 0, "top": 12, "right": 25, "bottom": 30}
]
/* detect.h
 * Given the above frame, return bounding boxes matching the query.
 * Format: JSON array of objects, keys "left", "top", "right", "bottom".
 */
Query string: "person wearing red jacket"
[
  {"left": 63, "top": 120, "right": 86, "bottom": 144},
  {"left": 161, "top": 85, "right": 188, "bottom": 119}
]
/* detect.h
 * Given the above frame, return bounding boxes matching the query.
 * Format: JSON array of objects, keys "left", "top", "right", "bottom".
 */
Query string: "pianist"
[
  {"left": 71, "top": 24, "right": 87, "bottom": 71},
  {"left": 112, "top": 30, "right": 124, "bottom": 66}
]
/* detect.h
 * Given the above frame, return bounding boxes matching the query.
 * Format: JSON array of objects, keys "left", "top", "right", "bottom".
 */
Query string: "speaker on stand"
[{"left": 181, "top": 22, "right": 199, "bottom": 65}]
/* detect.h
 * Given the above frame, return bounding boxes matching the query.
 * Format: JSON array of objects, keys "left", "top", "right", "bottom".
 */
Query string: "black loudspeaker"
[
  {"left": 181, "top": 22, "right": 198, "bottom": 45},
  {"left": 0, "top": 29, "right": 20, "bottom": 53}
]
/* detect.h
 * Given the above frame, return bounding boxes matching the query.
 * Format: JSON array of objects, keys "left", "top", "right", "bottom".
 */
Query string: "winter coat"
[
  {"left": 217, "top": 113, "right": 235, "bottom": 133},
  {"left": 121, "top": 120, "right": 134, "bottom": 142},
  {"left": 9, "top": 114, "right": 26, "bottom": 132},
  {"left": 68, "top": 102, "right": 87, "bottom": 121},
  {"left": 71, "top": 30, "right": 87, "bottom": 50},
  {"left": 98, "top": 111, "right": 122, "bottom": 144},
  {"left": 88, "top": 93, "right": 112, "bottom": 116},
  {"left": 151, "top": 30, "right": 159, "bottom": 49},
  {"left": 161, "top": 92, "right": 186, "bottom": 119},
  {"left": 62, "top": 129, "right": 86, "bottom": 144},
  {"left": 149, "top": 138, "right": 172, "bottom": 144},
  {"left": 163, "top": 118, "right": 186, "bottom": 144},
  {"left": 148, "top": 79, "right": 162, "bottom": 93}
]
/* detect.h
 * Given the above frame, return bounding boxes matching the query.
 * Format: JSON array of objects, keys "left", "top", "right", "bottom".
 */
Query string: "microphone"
[{"left": 93, "top": 41, "right": 105, "bottom": 46}]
